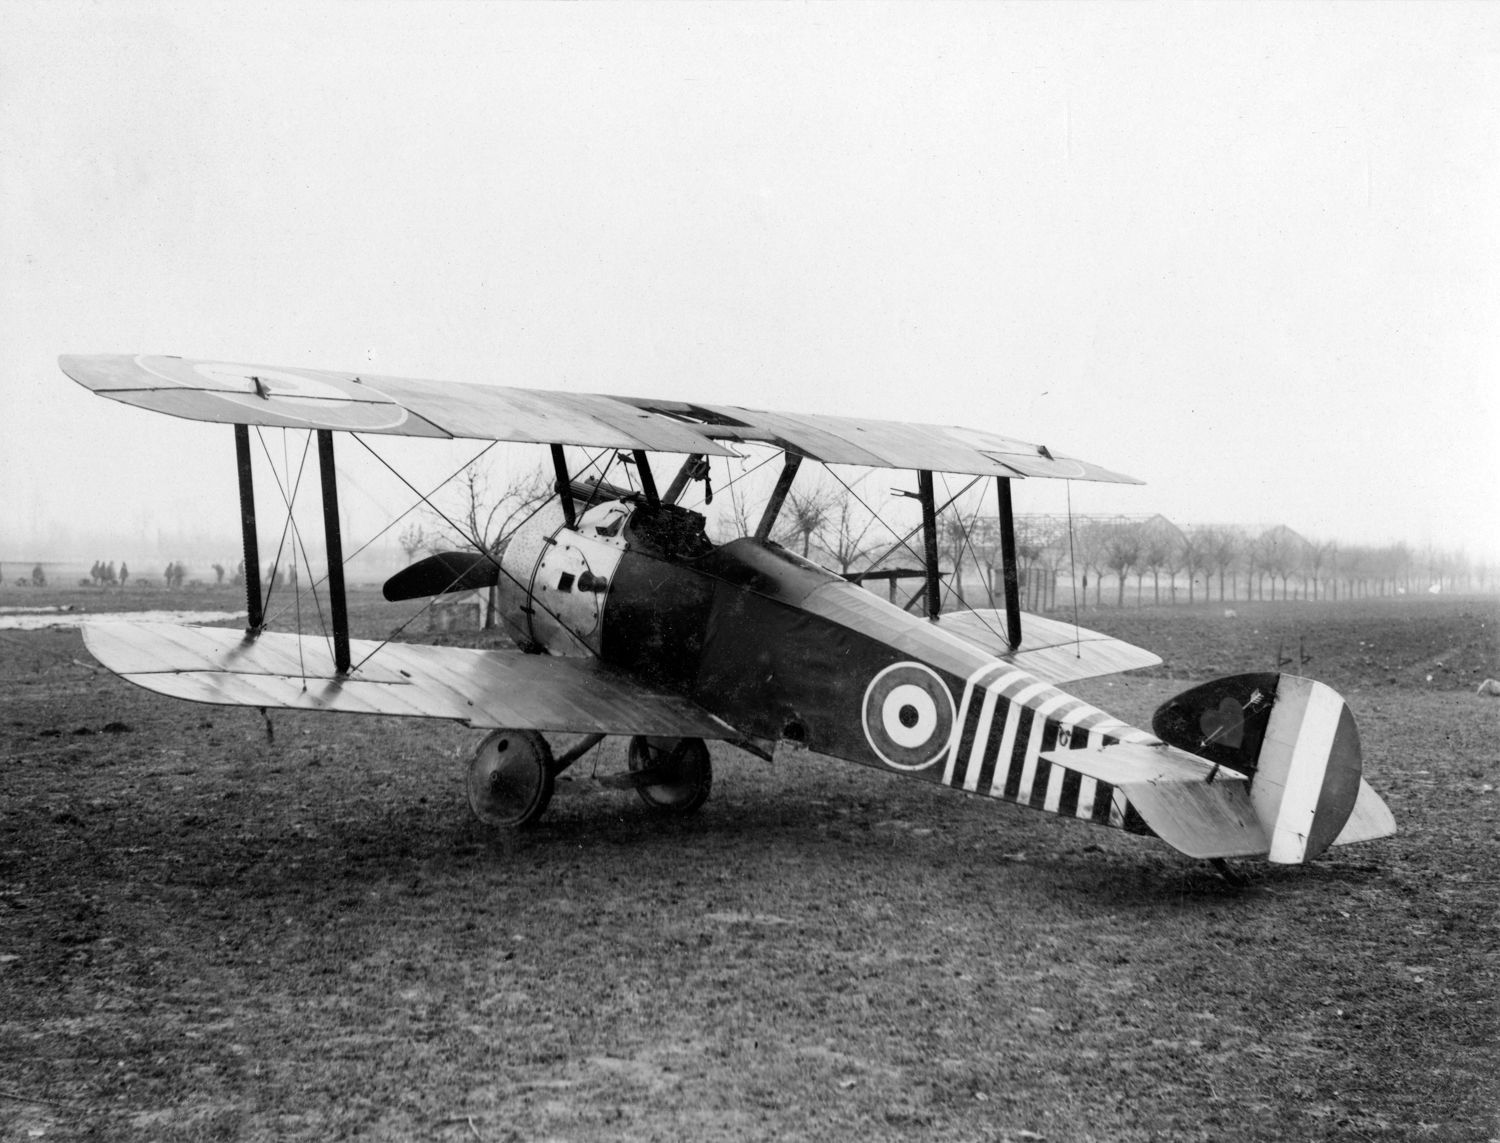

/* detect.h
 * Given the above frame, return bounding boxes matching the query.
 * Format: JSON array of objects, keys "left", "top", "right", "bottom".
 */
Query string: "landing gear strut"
[
  {"left": 466, "top": 729, "right": 554, "bottom": 828},
  {"left": 627, "top": 735, "right": 712, "bottom": 814}
]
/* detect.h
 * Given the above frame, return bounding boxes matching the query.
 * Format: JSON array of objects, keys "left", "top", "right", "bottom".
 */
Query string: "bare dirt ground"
[{"left": 1, "top": 588, "right": 1496, "bottom": 1142}]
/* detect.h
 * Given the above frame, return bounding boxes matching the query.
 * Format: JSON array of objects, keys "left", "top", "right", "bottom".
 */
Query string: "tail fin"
[{"left": 1153, "top": 674, "right": 1364, "bottom": 863}]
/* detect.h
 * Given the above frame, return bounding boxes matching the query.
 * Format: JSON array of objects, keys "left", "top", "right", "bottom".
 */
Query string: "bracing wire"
[
  {"left": 840, "top": 470, "right": 979, "bottom": 583},
  {"left": 261, "top": 431, "right": 505, "bottom": 669},
  {"left": 252, "top": 428, "right": 326, "bottom": 679},
  {"left": 345, "top": 440, "right": 600, "bottom": 674},
  {"left": 1067, "top": 479, "right": 1081, "bottom": 659},
  {"left": 933, "top": 473, "right": 1011, "bottom": 649},
  {"left": 341, "top": 438, "right": 500, "bottom": 565},
  {"left": 823, "top": 467, "right": 929, "bottom": 572},
  {"left": 254, "top": 429, "right": 349, "bottom": 667},
  {"left": 241, "top": 431, "right": 613, "bottom": 678}
]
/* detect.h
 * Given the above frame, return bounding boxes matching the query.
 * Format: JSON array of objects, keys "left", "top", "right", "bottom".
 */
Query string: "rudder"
[{"left": 1153, "top": 673, "right": 1362, "bottom": 864}]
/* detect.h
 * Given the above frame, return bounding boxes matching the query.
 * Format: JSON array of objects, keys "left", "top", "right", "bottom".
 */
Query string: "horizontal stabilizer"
[
  {"left": 383, "top": 551, "right": 502, "bottom": 601},
  {"left": 1043, "top": 741, "right": 1270, "bottom": 859},
  {"left": 936, "top": 609, "right": 1162, "bottom": 685},
  {"left": 83, "top": 621, "right": 734, "bottom": 739}
]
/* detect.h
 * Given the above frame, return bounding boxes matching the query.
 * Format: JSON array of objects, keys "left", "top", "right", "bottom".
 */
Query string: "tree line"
[
  {"left": 697, "top": 481, "right": 1494, "bottom": 610},
  {"left": 937, "top": 514, "right": 1491, "bottom": 610}
]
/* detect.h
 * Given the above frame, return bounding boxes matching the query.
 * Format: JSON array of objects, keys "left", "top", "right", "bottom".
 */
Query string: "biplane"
[{"left": 60, "top": 354, "right": 1395, "bottom": 871}]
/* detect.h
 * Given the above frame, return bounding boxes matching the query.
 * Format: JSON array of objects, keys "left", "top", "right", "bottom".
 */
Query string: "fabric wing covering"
[
  {"left": 83, "top": 621, "right": 736, "bottom": 738},
  {"left": 60, "top": 354, "right": 1141, "bottom": 483},
  {"left": 935, "top": 609, "right": 1163, "bottom": 685}
]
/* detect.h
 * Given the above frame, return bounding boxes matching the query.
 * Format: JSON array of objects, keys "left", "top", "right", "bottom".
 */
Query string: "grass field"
[{"left": 1, "top": 588, "right": 1496, "bottom": 1141}]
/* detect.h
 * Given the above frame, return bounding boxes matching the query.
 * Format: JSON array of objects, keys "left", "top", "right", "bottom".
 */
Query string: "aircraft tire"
[
  {"left": 627, "top": 735, "right": 712, "bottom": 815},
  {"left": 467, "top": 729, "right": 554, "bottom": 828}
]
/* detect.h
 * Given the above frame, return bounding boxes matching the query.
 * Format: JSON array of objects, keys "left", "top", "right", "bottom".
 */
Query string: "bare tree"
[
  {"left": 819, "top": 496, "right": 879, "bottom": 576},
  {"left": 1255, "top": 525, "right": 1306, "bottom": 601},
  {"left": 709, "top": 477, "right": 761, "bottom": 544},
  {"left": 1069, "top": 519, "right": 1112, "bottom": 609},
  {"left": 1137, "top": 515, "right": 1183, "bottom": 605},
  {"left": 1304, "top": 539, "right": 1336, "bottom": 600},
  {"left": 783, "top": 490, "right": 833, "bottom": 559},
  {"left": 432, "top": 463, "right": 553, "bottom": 628},
  {"left": 1017, "top": 516, "right": 1066, "bottom": 611},
  {"left": 1100, "top": 520, "right": 1142, "bottom": 607},
  {"left": 398, "top": 521, "right": 430, "bottom": 562},
  {"left": 1196, "top": 525, "right": 1244, "bottom": 602},
  {"left": 1179, "top": 527, "right": 1209, "bottom": 604}
]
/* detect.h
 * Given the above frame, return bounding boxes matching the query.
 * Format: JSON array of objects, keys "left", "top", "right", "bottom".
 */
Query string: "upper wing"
[
  {"left": 84, "top": 621, "right": 736, "bottom": 739},
  {"left": 936, "top": 608, "right": 1163, "bottom": 685},
  {"left": 60, "top": 354, "right": 1141, "bottom": 483}
]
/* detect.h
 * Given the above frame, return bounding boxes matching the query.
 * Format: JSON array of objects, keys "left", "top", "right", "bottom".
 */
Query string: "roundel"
[
  {"left": 197, "top": 363, "right": 409, "bottom": 432},
  {"left": 862, "top": 662, "right": 956, "bottom": 771}
]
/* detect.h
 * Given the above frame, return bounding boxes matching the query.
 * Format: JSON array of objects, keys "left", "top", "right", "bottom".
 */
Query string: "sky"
[{"left": 2, "top": 1, "right": 1497, "bottom": 574}]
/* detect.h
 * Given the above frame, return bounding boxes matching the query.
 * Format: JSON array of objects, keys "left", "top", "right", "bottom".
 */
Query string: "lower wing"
[{"left": 84, "top": 621, "right": 735, "bottom": 739}]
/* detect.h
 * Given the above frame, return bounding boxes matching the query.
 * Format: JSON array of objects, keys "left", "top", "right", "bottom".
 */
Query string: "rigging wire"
[
  {"left": 345, "top": 442, "right": 597, "bottom": 674},
  {"left": 572, "top": 448, "right": 619, "bottom": 520},
  {"left": 342, "top": 438, "right": 500, "bottom": 565},
  {"left": 255, "top": 434, "right": 506, "bottom": 640},
  {"left": 822, "top": 467, "right": 927, "bottom": 573},
  {"left": 840, "top": 470, "right": 979, "bottom": 590},
  {"left": 282, "top": 430, "right": 307, "bottom": 686},
  {"left": 261, "top": 431, "right": 508, "bottom": 671},
  {"left": 253, "top": 430, "right": 340, "bottom": 662},
  {"left": 1067, "top": 479, "right": 1081, "bottom": 659},
  {"left": 933, "top": 473, "right": 1011, "bottom": 649},
  {"left": 251, "top": 428, "right": 326, "bottom": 678}
]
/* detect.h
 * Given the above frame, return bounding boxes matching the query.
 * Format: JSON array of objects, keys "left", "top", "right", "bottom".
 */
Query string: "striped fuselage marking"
[{"left": 940, "top": 662, "right": 1159, "bottom": 832}]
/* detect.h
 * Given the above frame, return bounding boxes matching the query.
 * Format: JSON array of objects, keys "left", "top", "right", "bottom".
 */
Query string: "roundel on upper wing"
[
  {"left": 196, "top": 363, "right": 410, "bottom": 432},
  {"left": 862, "top": 662, "right": 956, "bottom": 771}
]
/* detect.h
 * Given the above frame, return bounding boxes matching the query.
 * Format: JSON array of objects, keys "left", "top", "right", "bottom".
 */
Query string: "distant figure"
[
  {"left": 119, "top": 562, "right": 129, "bottom": 589},
  {"left": 31, "top": 563, "right": 46, "bottom": 587}
]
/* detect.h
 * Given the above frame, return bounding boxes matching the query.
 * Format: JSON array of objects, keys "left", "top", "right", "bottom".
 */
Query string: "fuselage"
[{"left": 495, "top": 498, "right": 1158, "bottom": 837}]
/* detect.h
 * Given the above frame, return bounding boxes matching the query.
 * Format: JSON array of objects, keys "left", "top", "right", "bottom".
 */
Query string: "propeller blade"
[{"left": 383, "top": 551, "right": 502, "bottom": 601}]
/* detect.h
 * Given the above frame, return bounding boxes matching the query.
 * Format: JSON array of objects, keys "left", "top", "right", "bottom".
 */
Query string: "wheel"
[
  {"left": 466, "top": 729, "right": 554, "bottom": 828},
  {"left": 627, "top": 736, "right": 712, "bottom": 814}
]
